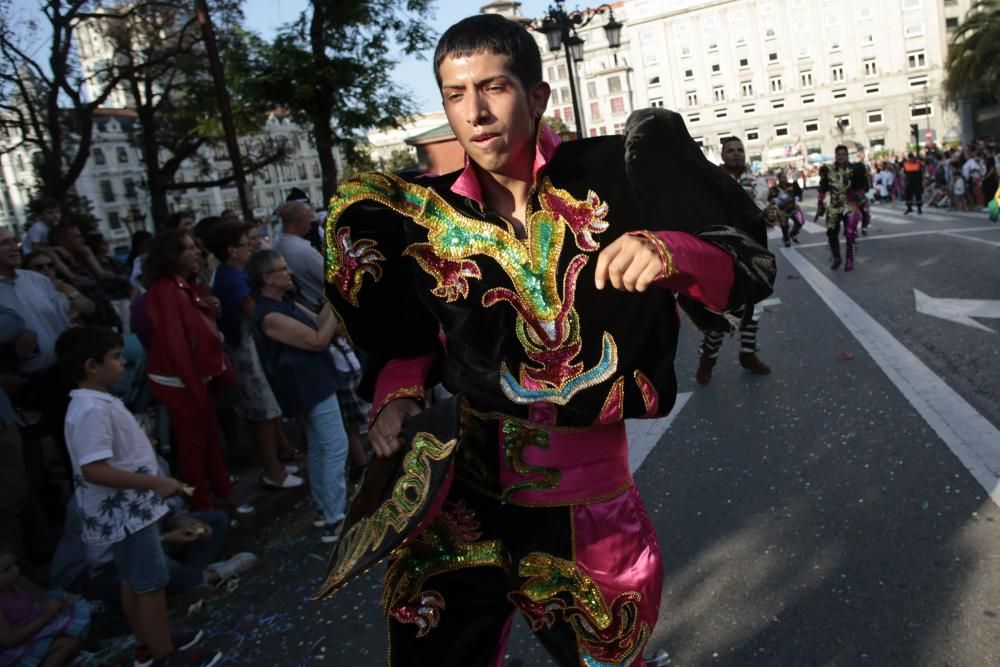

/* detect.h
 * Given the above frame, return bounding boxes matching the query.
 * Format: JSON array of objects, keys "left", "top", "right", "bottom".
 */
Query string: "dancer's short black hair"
[
  {"left": 721, "top": 136, "right": 743, "bottom": 149},
  {"left": 434, "top": 14, "right": 542, "bottom": 90},
  {"left": 835, "top": 145, "right": 849, "bottom": 154}
]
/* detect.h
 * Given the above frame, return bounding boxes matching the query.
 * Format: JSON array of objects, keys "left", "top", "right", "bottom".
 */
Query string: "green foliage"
[
  {"left": 945, "top": 0, "right": 1000, "bottom": 102},
  {"left": 543, "top": 115, "right": 569, "bottom": 135},
  {"left": 383, "top": 148, "right": 418, "bottom": 173},
  {"left": 249, "top": 0, "right": 436, "bottom": 198}
]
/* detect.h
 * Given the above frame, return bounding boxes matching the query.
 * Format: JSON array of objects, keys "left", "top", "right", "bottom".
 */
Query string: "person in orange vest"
[{"left": 902, "top": 153, "right": 924, "bottom": 215}]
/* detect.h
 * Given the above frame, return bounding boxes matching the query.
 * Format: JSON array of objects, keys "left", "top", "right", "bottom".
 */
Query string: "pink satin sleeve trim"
[
  {"left": 369, "top": 354, "right": 435, "bottom": 427},
  {"left": 498, "top": 422, "right": 632, "bottom": 506},
  {"left": 649, "top": 230, "right": 734, "bottom": 312}
]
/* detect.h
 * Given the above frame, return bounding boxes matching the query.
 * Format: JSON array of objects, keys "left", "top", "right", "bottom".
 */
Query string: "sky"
[{"left": 241, "top": 0, "right": 553, "bottom": 113}]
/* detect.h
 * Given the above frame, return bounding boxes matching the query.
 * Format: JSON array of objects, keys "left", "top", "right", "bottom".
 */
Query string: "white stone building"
[
  {"left": 365, "top": 111, "right": 449, "bottom": 165},
  {"left": 489, "top": 0, "right": 973, "bottom": 167},
  {"left": 0, "top": 109, "right": 336, "bottom": 249}
]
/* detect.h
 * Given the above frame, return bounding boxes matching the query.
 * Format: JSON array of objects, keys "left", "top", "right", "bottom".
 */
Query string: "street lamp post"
[{"left": 533, "top": 1, "right": 623, "bottom": 140}]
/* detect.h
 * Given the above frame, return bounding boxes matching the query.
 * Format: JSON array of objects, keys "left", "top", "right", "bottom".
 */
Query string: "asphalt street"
[{"left": 92, "top": 195, "right": 1000, "bottom": 666}]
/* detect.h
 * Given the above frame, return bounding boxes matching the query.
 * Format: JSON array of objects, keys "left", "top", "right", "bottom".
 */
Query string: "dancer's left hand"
[{"left": 594, "top": 234, "right": 664, "bottom": 293}]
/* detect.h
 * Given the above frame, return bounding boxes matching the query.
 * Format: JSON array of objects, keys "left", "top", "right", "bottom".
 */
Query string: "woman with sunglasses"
[{"left": 22, "top": 252, "right": 94, "bottom": 325}]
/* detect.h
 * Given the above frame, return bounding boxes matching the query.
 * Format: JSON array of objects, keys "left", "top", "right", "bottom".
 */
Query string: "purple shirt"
[{"left": 211, "top": 264, "right": 251, "bottom": 348}]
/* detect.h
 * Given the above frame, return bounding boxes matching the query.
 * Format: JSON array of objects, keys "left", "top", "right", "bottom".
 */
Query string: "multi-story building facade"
[
  {"left": 0, "top": 109, "right": 335, "bottom": 248},
  {"left": 490, "top": 0, "right": 971, "bottom": 167}
]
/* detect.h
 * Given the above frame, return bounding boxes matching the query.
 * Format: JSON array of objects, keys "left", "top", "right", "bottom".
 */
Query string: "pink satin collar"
[{"left": 450, "top": 122, "right": 563, "bottom": 206}]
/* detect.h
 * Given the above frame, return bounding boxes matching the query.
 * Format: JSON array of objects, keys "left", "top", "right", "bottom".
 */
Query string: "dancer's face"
[{"left": 439, "top": 51, "right": 550, "bottom": 180}]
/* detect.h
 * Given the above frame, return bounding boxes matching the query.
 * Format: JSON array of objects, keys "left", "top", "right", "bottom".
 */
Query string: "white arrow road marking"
[
  {"left": 627, "top": 392, "right": 693, "bottom": 473},
  {"left": 914, "top": 289, "right": 1000, "bottom": 333},
  {"left": 785, "top": 249, "right": 1000, "bottom": 508}
]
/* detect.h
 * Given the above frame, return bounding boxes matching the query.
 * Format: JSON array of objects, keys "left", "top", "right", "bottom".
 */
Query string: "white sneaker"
[
  {"left": 207, "top": 552, "right": 258, "bottom": 587},
  {"left": 313, "top": 511, "right": 345, "bottom": 529},
  {"left": 320, "top": 532, "right": 339, "bottom": 544},
  {"left": 261, "top": 472, "right": 304, "bottom": 489},
  {"left": 234, "top": 503, "right": 255, "bottom": 515},
  {"left": 285, "top": 464, "right": 300, "bottom": 474}
]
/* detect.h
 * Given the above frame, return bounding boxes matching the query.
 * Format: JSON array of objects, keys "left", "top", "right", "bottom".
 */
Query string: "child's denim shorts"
[{"left": 111, "top": 522, "right": 169, "bottom": 594}]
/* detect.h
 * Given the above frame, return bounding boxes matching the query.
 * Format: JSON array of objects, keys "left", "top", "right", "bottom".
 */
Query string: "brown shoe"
[
  {"left": 696, "top": 355, "right": 716, "bottom": 385},
  {"left": 739, "top": 352, "right": 772, "bottom": 375}
]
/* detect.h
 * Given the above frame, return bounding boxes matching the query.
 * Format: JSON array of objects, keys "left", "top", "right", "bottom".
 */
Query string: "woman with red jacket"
[{"left": 143, "top": 230, "right": 240, "bottom": 511}]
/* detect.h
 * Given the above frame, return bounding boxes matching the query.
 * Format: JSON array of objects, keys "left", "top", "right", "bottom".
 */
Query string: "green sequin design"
[{"left": 500, "top": 419, "right": 561, "bottom": 502}]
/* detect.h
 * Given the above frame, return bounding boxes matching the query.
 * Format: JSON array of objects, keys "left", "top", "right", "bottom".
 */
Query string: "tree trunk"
[{"left": 314, "top": 111, "right": 339, "bottom": 204}]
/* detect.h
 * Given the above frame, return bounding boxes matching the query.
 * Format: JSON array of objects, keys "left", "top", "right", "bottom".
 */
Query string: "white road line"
[
  {"left": 783, "top": 248, "right": 1000, "bottom": 508},
  {"left": 627, "top": 392, "right": 693, "bottom": 473},
  {"left": 760, "top": 297, "right": 782, "bottom": 307},
  {"left": 941, "top": 232, "right": 1000, "bottom": 248},
  {"left": 794, "top": 225, "right": 1000, "bottom": 249}
]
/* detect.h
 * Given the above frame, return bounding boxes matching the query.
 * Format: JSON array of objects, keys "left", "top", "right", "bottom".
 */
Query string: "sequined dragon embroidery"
[
  {"left": 325, "top": 172, "right": 618, "bottom": 406},
  {"left": 508, "top": 553, "right": 649, "bottom": 666},
  {"left": 325, "top": 227, "right": 385, "bottom": 308},
  {"left": 384, "top": 500, "right": 511, "bottom": 637}
]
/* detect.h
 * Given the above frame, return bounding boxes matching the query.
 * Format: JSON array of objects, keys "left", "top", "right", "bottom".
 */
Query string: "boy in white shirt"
[{"left": 57, "top": 327, "right": 222, "bottom": 667}]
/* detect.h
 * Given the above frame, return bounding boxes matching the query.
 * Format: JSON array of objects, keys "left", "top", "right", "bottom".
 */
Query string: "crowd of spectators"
[{"left": 0, "top": 190, "right": 368, "bottom": 665}]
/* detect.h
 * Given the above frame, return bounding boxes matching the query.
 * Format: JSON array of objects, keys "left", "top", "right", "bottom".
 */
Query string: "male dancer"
[
  {"left": 695, "top": 137, "right": 772, "bottom": 385},
  {"left": 768, "top": 171, "right": 804, "bottom": 246},
  {"left": 319, "top": 15, "right": 774, "bottom": 666},
  {"left": 817, "top": 145, "right": 868, "bottom": 271}
]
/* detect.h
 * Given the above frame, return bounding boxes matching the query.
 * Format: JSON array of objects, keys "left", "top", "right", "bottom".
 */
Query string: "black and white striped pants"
[{"left": 699, "top": 318, "right": 759, "bottom": 359}]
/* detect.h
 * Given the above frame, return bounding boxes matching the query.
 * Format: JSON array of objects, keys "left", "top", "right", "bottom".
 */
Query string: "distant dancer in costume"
[
  {"left": 768, "top": 171, "right": 804, "bottom": 247},
  {"left": 696, "top": 137, "right": 772, "bottom": 385},
  {"left": 817, "top": 145, "right": 868, "bottom": 271}
]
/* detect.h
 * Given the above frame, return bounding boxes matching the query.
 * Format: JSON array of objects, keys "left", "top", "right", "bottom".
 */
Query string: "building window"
[
  {"left": 774, "top": 124, "right": 789, "bottom": 137},
  {"left": 797, "top": 45, "right": 811, "bottom": 59},
  {"left": 116, "top": 146, "right": 129, "bottom": 164},
  {"left": 613, "top": 122, "right": 626, "bottom": 134},
  {"left": 730, "top": 9, "right": 746, "bottom": 23},
  {"left": 703, "top": 15, "right": 719, "bottom": 29},
  {"left": 711, "top": 63, "right": 721, "bottom": 73},
  {"left": 741, "top": 81, "right": 754, "bottom": 97},
  {"left": 801, "top": 93, "right": 815, "bottom": 104},
  {"left": 824, "top": 14, "right": 839, "bottom": 26},
  {"left": 692, "top": 136, "right": 705, "bottom": 148},
  {"left": 587, "top": 81, "right": 597, "bottom": 97},
  {"left": 675, "top": 22, "right": 690, "bottom": 35},
  {"left": 108, "top": 211, "right": 121, "bottom": 230},
  {"left": 901, "top": 0, "right": 921, "bottom": 9},
  {"left": 760, "top": 2, "right": 775, "bottom": 15},
  {"left": 547, "top": 66, "right": 556, "bottom": 81},
  {"left": 865, "top": 83, "right": 880, "bottom": 94},
  {"left": 715, "top": 108, "right": 728, "bottom": 118},
  {"left": 650, "top": 99, "right": 665, "bottom": 108},
  {"left": 648, "top": 75, "right": 661, "bottom": 86},
  {"left": 832, "top": 88, "right": 847, "bottom": 99},
  {"left": 590, "top": 102, "right": 602, "bottom": 120},
  {"left": 688, "top": 113, "right": 701, "bottom": 123},
  {"left": 831, "top": 65, "right": 845, "bottom": 82},
  {"left": 768, "top": 51, "right": 779, "bottom": 63},
  {"left": 589, "top": 129, "right": 598, "bottom": 137},
  {"left": 829, "top": 39, "right": 842, "bottom": 53},
  {"left": 905, "top": 22, "right": 925, "bottom": 36},
  {"left": 686, "top": 91, "right": 699, "bottom": 106},
  {"left": 765, "top": 27, "right": 777, "bottom": 40},
  {"left": 713, "top": 86, "right": 726, "bottom": 102},
  {"left": 680, "top": 44, "right": 691, "bottom": 58},
  {"left": 770, "top": 76, "right": 783, "bottom": 92},
  {"left": 908, "top": 50, "right": 927, "bottom": 68},
  {"left": 684, "top": 68, "right": 694, "bottom": 79},
  {"left": 643, "top": 52, "right": 658, "bottom": 66},
  {"left": 945, "top": 17, "right": 958, "bottom": 30},
  {"left": 859, "top": 7, "right": 873, "bottom": 19},
  {"left": 557, "top": 64, "right": 567, "bottom": 79},
  {"left": 746, "top": 129, "right": 760, "bottom": 141},
  {"left": 564, "top": 107, "right": 575, "bottom": 123},
  {"left": 870, "top": 137, "right": 886, "bottom": 149},
  {"left": 123, "top": 178, "right": 137, "bottom": 197},
  {"left": 743, "top": 104, "right": 756, "bottom": 114},
  {"left": 608, "top": 76, "right": 622, "bottom": 93},
  {"left": 800, "top": 71, "right": 813, "bottom": 87},
  {"left": 860, "top": 32, "right": 874, "bottom": 46},
  {"left": 100, "top": 180, "right": 115, "bottom": 203},
  {"left": 610, "top": 97, "right": 625, "bottom": 114},
  {"left": 734, "top": 34, "right": 747, "bottom": 46},
  {"left": 863, "top": 59, "right": 878, "bottom": 76},
  {"left": 804, "top": 119, "right": 820, "bottom": 133},
  {"left": 910, "top": 103, "right": 933, "bottom": 118},
  {"left": 739, "top": 57, "right": 749, "bottom": 68},
  {"left": 640, "top": 30, "right": 655, "bottom": 43},
  {"left": 835, "top": 114, "right": 852, "bottom": 129},
  {"left": 791, "top": 0, "right": 805, "bottom": 7},
  {"left": 771, "top": 98, "right": 785, "bottom": 109},
  {"left": 867, "top": 109, "right": 884, "bottom": 124},
  {"left": 707, "top": 41, "right": 719, "bottom": 52},
  {"left": 93, "top": 148, "right": 106, "bottom": 165}
]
